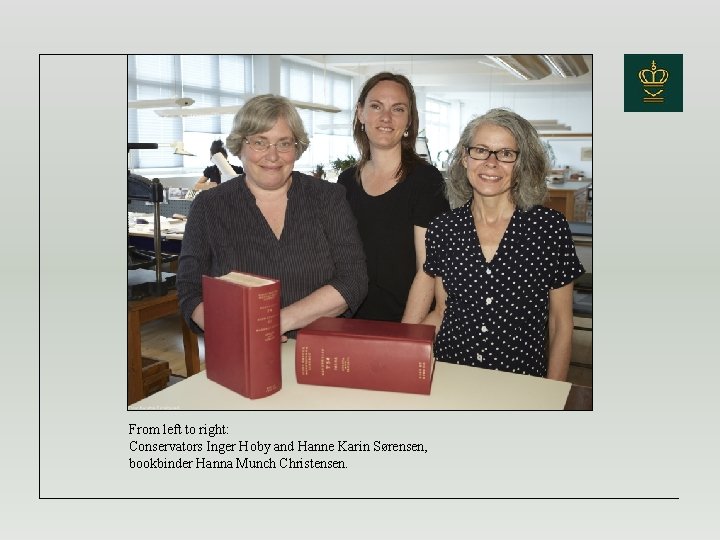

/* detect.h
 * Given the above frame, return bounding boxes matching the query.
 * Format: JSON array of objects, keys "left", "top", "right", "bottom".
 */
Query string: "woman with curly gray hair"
[{"left": 419, "top": 108, "right": 584, "bottom": 380}]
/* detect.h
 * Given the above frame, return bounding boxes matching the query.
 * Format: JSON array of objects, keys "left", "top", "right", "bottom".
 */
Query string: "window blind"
[{"left": 128, "top": 54, "right": 252, "bottom": 170}]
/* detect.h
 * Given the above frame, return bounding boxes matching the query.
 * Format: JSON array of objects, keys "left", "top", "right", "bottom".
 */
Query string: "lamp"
[
  {"left": 127, "top": 142, "right": 177, "bottom": 298},
  {"left": 166, "top": 141, "right": 195, "bottom": 156},
  {"left": 128, "top": 97, "right": 195, "bottom": 109}
]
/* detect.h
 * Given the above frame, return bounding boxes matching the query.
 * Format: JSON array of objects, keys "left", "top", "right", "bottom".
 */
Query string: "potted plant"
[
  {"left": 330, "top": 154, "right": 358, "bottom": 173},
  {"left": 312, "top": 164, "right": 326, "bottom": 179}
]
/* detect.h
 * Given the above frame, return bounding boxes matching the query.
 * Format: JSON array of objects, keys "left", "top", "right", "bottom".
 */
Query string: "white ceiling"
[{"left": 290, "top": 54, "right": 592, "bottom": 104}]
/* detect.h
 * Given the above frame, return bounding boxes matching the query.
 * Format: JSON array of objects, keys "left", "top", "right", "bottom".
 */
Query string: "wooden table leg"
[
  {"left": 181, "top": 316, "right": 200, "bottom": 377},
  {"left": 128, "top": 310, "right": 144, "bottom": 405}
]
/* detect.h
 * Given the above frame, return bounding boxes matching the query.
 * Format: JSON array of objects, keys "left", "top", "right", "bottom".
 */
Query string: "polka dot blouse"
[{"left": 424, "top": 202, "right": 585, "bottom": 377}]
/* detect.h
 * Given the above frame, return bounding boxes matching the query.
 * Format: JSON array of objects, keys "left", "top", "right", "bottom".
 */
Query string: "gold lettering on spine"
[
  {"left": 417, "top": 361, "right": 427, "bottom": 380},
  {"left": 300, "top": 346, "right": 312, "bottom": 376}
]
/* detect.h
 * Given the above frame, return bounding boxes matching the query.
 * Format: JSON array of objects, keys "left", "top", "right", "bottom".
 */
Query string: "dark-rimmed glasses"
[
  {"left": 466, "top": 146, "right": 519, "bottom": 163},
  {"left": 244, "top": 138, "right": 298, "bottom": 153}
]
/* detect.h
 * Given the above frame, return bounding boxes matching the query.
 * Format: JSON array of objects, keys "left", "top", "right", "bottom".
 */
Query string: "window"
[
  {"left": 280, "top": 59, "right": 355, "bottom": 175},
  {"left": 128, "top": 56, "right": 353, "bottom": 178},
  {"left": 424, "top": 97, "right": 452, "bottom": 166},
  {"left": 128, "top": 54, "right": 252, "bottom": 172}
]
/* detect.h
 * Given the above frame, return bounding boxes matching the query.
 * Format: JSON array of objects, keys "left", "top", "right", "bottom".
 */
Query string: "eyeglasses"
[
  {"left": 244, "top": 138, "right": 298, "bottom": 153},
  {"left": 466, "top": 146, "right": 519, "bottom": 163}
]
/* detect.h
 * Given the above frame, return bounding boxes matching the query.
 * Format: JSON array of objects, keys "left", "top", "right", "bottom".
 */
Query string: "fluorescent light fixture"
[
  {"left": 156, "top": 98, "right": 341, "bottom": 118},
  {"left": 542, "top": 55, "right": 589, "bottom": 78},
  {"left": 487, "top": 55, "right": 552, "bottom": 80},
  {"left": 155, "top": 105, "right": 242, "bottom": 117},
  {"left": 128, "top": 97, "right": 195, "bottom": 109},
  {"left": 289, "top": 99, "right": 341, "bottom": 114}
]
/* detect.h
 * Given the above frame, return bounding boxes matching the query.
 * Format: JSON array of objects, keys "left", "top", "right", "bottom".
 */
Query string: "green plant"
[
  {"left": 331, "top": 154, "right": 358, "bottom": 173},
  {"left": 312, "top": 164, "right": 326, "bottom": 179}
]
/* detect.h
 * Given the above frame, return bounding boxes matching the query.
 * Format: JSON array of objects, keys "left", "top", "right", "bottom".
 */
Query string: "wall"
[{"left": 455, "top": 88, "right": 592, "bottom": 178}]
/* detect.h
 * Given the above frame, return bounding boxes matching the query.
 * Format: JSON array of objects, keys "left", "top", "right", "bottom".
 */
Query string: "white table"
[
  {"left": 127, "top": 212, "right": 186, "bottom": 240},
  {"left": 130, "top": 340, "right": 574, "bottom": 410}
]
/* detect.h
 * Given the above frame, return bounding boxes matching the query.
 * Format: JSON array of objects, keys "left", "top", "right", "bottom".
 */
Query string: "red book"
[
  {"left": 295, "top": 317, "right": 436, "bottom": 395},
  {"left": 202, "top": 272, "right": 281, "bottom": 399}
]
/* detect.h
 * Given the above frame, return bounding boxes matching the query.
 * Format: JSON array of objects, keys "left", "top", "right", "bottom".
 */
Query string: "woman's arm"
[
  {"left": 176, "top": 195, "right": 211, "bottom": 334},
  {"left": 190, "top": 285, "right": 347, "bottom": 337},
  {"left": 402, "top": 226, "right": 435, "bottom": 323},
  {"left": 277, "top": 182, "right": 367, "bottom": 337},
  {"left": 421, "top": 276, "right": 447, "bottom": 333},
  {"left": 546, "top": 282, "right": 575, "bottom": 381},
  {"left": 280, "top": 285, "right": 348, "bottom": 335},
  {"left": 193, "top": 176, "right": 217, "bottom": 191},
  {"left": 315, "top": 184, "right": 369, "bottom": 317}
]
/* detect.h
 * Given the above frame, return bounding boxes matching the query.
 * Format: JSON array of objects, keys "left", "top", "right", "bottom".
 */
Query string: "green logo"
[{"left": 624, "top": 54, "right": 683, "bottom": 112}]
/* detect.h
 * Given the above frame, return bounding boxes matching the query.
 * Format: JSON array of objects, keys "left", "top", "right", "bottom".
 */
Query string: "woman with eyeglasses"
[
  {"left": 420, "top": 108, "right": 584, "bottom": 380},
  {"left": 338, "top": 72, "right": 449, "bottom": 323},
  {"left": 177, "top": 94, "right": 368, "bottom": 338}
]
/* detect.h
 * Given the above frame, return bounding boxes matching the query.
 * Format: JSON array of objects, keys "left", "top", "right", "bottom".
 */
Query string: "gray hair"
[
  {"left": 445, "top": 108, "right": 548, "bottom": 210},
  {"left": 226, "top": 94, "right": 309, "bottom": 159}
]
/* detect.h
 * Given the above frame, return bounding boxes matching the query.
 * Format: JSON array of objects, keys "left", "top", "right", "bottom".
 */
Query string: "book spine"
[
  {"left": 296, "top": 334, "right": 433, "bottom": 394},
  {"left": 246, "top": 283, "right": 281, "bottom": 398},
  {"left": 203, "top": 277, "right": 281, "bottom": 399}
]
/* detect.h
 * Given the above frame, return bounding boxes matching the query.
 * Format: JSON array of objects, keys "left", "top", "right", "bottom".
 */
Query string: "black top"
[
  {"left": 424, "top": 203, "right": 584, "bottom": 377},
  {"left": 202, "top": 163, "right": 244, "bottom": 184},
  {"left": 176, "top": 172, "right": 368, "bottom": 335},
  {"left": 338, "top": 161, "right": 449, "bottom": 322}
]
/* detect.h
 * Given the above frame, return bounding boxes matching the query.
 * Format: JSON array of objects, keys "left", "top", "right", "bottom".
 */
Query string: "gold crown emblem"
[
  {"left": 638, "top": 60, "right": 669, "bottom": 103},
  {"left": 638, "top": 60, "right": 669, "bottom": 86}
]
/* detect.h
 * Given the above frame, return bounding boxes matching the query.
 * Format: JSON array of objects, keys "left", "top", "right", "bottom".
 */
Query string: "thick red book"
[
  {"left": 295, "top": 317, "right": 436, "bottom": 394},
  {"left": 202, "top": 272, "right": 281, "bottom": 399}
]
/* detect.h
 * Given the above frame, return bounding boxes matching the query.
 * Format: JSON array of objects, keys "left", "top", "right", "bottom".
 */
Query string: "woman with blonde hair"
[{"left": 178, "top": 95, "right": 368, "bottom": 338}]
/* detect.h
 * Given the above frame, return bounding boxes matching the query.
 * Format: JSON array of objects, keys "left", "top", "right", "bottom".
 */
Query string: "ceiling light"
[
  {"left": 289, "top": 99, "right": 342, "bottom": 114},
  {"left": 487, "top": 55, "right": 552, "bottom": 80},
  {"left": 128, "top": 97, "right": 195, "bottom": 109},
  {"left": 155, "top": 105, "right": 242, "bottom": 118},
  {"left": 155, "top": 98, "right": 341, "bottom": 118},
  {"left": 542, "top": 55, "right": 589, "bottom": 78}
]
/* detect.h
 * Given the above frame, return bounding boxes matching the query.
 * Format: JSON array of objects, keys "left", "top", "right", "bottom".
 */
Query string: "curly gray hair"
[{"left": 445, "top": 108, "right": 549, "bottom": 210}]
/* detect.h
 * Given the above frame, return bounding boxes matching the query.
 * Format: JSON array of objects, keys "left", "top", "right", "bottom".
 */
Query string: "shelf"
[{"left": 539, "top": 133, "right": 592, "bottom": 139}]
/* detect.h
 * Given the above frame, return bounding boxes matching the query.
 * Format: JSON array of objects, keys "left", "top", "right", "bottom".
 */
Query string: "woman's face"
[
  {"left": 463, "top": 123, "right": 517, "bottom": 201},
  {"left": 357, "top": 80, "right": 411, "bottom": 152},
  {"left": 240, "top": 117, "right": 296, "bottom": 192}
]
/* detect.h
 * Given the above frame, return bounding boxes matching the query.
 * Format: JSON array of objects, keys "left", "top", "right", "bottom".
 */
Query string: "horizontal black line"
[{"left": 39, "top": 497, "right": 680, "bottom": 501}]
